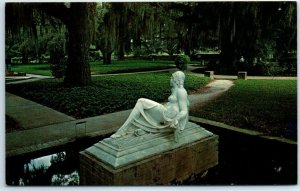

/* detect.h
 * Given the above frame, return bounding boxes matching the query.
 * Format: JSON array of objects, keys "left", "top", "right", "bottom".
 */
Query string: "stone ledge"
[
  {"left": 237, "top": 71, "right": 247, "bottom": 80},
  {"left": 189, "top": 116, "right": 297, "bottom": 145},
  {"left": 6, "top": 138, "right": 70, "bottom": 158}
]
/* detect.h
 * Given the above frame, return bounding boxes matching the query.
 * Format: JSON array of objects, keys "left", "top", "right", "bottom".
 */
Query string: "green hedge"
[{"left": 175, "top": 55, "right": 190, "bottom": 71}]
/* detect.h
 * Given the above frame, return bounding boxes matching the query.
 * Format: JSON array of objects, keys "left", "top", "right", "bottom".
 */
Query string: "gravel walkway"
[{"left": 189, "top": 80, "right": 234, "bottom": 109}]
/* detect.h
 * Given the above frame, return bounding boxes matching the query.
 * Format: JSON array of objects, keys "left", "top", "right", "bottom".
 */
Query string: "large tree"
[
  {"left": 6, "top": 2, "right": 96, "bottom": 87},
  {"left": 95, "top": 2, "right": 161, "bottom": 63},
  {"left": 37, "top": 3, "right": 96, "bottom": 86},
  {"left": 218, "top": 1, "right": 296, "bottom": 74}
]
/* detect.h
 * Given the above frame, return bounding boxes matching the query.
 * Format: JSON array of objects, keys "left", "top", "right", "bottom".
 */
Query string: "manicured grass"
[
  {"left": 10, "top": 60, "right": 175, "bottom": 76},
  {"left": 11, "top": 64, "right": 52, "bottom": 76},
  {"left": 90, "top": 60, "right": 174, "bottom": 74},
  {"left": 191, "top": 80, "right": 297, "bottom": 140},
  {"left": 6, "top": 72, "right": 210, "bottom": 119}
]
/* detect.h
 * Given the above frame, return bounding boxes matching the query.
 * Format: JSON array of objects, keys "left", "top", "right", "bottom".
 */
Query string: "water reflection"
[
  {"left": 8, "top": 151, "right": 79, "bottom": 186},
  {"left": 7, "top": 136, "right": 106, "bottom": 186},
  {"left": 26, "top": 154, "right": 53, "bottom": 172},
  {"left": 51, "top": 171, "right": 79, "bottom": 185}
]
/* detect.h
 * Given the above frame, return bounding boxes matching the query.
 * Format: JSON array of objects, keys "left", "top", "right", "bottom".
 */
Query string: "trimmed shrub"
[
  {"left": 253, "top": 61, "right": 286, "bottom": 76},
  {"left": 49, "top": 46, "right": 66, "bottom": 78},
  {"left": 175, "top": 55, "right": 190, "bottom": 71}
]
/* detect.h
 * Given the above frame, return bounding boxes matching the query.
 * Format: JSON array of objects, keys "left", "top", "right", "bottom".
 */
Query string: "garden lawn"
[
  {"left": 10, "top": 60, "right": 175, "bottom": 76},
  {"left": 90, "top": 60, "right": 174, "bottom": 74},
  {"left": 6, "top": 73, "right": 210, "bottom": 119},
  {"left": 191, "top": 80, "right": 297, "bottom": 140},
  {"left": 11, "top": 64, "right": 52, "bottom": 76}
]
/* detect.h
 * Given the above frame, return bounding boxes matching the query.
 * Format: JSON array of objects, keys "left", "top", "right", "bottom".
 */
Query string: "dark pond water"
[
  {"left": 185, "top": 125, "right": 297, "bottom": 185},
  {"left": 6, "top": 124, "right": 297, "bottom": 186}
]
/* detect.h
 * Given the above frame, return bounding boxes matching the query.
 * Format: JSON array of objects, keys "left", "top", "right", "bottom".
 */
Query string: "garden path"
[
  {"left": 5, "top": 74, "right": 52, "bottom": 85},
  {"left": 189, "top": 79, "right": 234, "bottom": 109}
]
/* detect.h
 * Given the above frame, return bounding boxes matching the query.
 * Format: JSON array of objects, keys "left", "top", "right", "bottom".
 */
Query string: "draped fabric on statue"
[{"left": 132, "top": 103, "right": 172, "bottom": 133}]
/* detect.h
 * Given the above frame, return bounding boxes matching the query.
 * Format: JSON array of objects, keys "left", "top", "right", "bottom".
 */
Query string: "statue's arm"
[{"left": 175, "top": 88, "right": 188, "bottom": 121}]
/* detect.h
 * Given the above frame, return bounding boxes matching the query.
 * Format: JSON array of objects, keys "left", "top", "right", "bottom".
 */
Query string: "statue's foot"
[
  {"left": 110, "top": 131, "right": 126, "bottom": 138},
  {"left": 110, "top": 134, "right": 121, "bottom": 138},
  {"left": 134, "top": 129, "right": 147, "bottom": 136}
]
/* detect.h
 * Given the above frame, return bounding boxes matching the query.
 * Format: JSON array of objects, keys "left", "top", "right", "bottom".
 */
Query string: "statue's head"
[{"left": 172, "top": 71, "right": 185, "bottom": 87}]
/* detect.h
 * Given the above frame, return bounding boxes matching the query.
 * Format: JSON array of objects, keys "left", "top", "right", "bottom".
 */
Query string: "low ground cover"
[
  {"left": 6, "top": 72, "right": 210, "bottom": 119},
  {"left": 191, "top": 79, "right": 297, "bottom": 140}
]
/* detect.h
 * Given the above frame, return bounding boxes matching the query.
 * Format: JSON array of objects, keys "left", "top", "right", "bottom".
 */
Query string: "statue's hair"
[{"left": 172, "top": 71, "right": 185, "bottom": 87}]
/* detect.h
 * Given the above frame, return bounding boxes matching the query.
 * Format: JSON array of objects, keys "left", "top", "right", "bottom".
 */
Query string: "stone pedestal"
[
  {"left": 204, "top": 71, "right": 214, "bottom": 79},
  {"left": 238, "top": 71, "right": 247, "bottom": 80},
  {"left": 79, "top": 122, "right": 218, "bottom": 185}
]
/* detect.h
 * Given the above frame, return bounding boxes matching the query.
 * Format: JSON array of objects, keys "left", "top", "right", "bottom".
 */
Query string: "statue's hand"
[{"left": 170, "top": 119, "right": 178, "bottom": 129}]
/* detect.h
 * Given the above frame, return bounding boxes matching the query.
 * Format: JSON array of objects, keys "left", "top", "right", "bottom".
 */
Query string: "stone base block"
[
  {"left": 79, "top": 122, "right": 218, "bottom": 185},
  {"left": 238, "top": 71, "right": 247, "bottom": 80},
  {"left": 204, "top": 71, "right": 214, "bottom": 79}
]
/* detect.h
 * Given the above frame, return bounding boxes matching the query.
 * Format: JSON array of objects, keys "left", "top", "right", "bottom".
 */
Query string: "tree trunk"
[
  {"left": 117, "top": 44, "right": 125, "bottom": 60},
  {"left": 5, "top": 56, "right": 12, "bottom": 74},
  {"left": 183, "top": 43, "right": 191, "bottom": 57},
  {"left": 133, "top": 31, "right": 142, "bottom": 57},
  {"left": 64, "top": 3, "right": 92, "bottom": 87},
  {"left": 102, "top": 49, "right": 113, "bottom": 65},
  {"left": 220, "top": 40, "right": 237, "bottom": 74},
  {"left": 117, "top": 3, "right": 126, "bottom": 61},
  {"left": 118, "top": 23, "right": 126, "bottom": 60},
  {"left": 22, "top": 50, "right": 28, "bottom": 65},
  {"left": 219, "top": 3, "right": 238, "bottom": 74},
  {"left": 183, "top": 26, "right": 192, "bottom": 56},
  {"left": 176, "top": 33, "right": 184, "bottom": 54}
]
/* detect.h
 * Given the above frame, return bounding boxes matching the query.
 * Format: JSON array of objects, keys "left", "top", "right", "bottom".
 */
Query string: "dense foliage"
[
  {"left": 6, "top": 2, "right": 296, "bottom": 87},
  {"left": 6, "top": 73, "right": 210, "bottom": 119}
]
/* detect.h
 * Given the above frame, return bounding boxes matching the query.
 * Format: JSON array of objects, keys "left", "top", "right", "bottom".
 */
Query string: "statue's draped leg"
[{"left": 111, "top": 98, "right": 162, "bottom": 138}]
